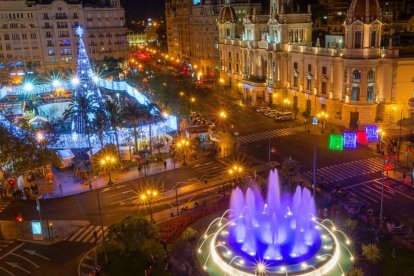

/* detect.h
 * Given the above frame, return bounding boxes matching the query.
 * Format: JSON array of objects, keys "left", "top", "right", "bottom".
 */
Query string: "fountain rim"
[{"left": 208, "top": 219, "right": 341, "bottom": 276}]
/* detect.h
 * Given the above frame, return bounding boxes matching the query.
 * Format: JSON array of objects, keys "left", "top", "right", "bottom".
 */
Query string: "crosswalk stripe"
[
  {"left": 303, "top": 158, "right": 385, "bottom": 184},
  {"left": 75, "top": 226, "right": 95, "bottom": 242},
  {"left": 238, "top": 127, "right": 301, "bottom": 144},
  {"left": 67, "top": 226, "right": 86, "bottom": 241},
  {"left": 85, "top": 226, "right": 101, "bottom": 243}
]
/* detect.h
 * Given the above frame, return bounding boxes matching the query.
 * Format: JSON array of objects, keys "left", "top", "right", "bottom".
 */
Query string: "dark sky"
[{"left": 120, "top": 0, "right": 164, "bottom": 20}]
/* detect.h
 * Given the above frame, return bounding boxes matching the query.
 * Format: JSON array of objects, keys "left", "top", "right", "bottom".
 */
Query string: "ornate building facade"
[
  {"left": 0, "top": 0, "right": 127, "bottom": 75},
  {"left": 218, "top": 0, "right": 414, "bottom": 128},
  {"left": 166, "top": 0, "right": 260, "bottom": 75}
]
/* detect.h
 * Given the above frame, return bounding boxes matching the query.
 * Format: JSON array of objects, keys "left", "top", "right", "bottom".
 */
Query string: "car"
[
  {"left": 268, "top": 112, "right": 282, "bottom": 118},
  {"left": 264, "top": 110, "right": 278, "bottom": 116},
  {"left": 275, "top": 114, "right": 293, "bottom": 121},
  {"left": 256, "top": 107, "right": 270, "bottom": 113}
]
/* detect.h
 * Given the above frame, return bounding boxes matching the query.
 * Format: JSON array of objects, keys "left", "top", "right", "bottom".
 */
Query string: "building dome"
[
  {"left": 218, "top": 4, "right": 237, "bottom": 23},
  {"left": 347, "top": 0, "right": 380, "bottom": 23}
]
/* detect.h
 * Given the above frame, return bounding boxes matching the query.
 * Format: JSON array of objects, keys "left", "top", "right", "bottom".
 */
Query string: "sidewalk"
[{"left": 36, "top": 157, "right": 185, "bottom": 199}]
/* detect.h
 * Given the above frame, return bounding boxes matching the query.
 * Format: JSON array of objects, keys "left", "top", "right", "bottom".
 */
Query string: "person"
[{"left": 163, "top": 160, "right": 167, "bottom": 170}]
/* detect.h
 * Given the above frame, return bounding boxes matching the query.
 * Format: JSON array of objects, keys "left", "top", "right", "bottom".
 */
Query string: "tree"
[
  {"left": 92, "top": 107, "right": 110, "bottom": 149},
  {"left": 122, "top": 101, "right": 149, "bottom": 153},
  {"left": 63, "top": 93, "right": 97, "bottom": 159},
  {"left": 143, "top": 103, "right": 163, "bottom": 156},
  {"left": 348, "top": 267, "right": 364, "bottom": 276},
  {"left": 105, "top": 216, "right": 157, "bottom": 254},
  {"left": 362, "top": 244, "right": 382, "bottom": 264},
  {"left": 280, "top": 156, "right": 301, "bottom": 187},
  {"left": 104, "top": 96, "right": 123, "bottom": 158}
]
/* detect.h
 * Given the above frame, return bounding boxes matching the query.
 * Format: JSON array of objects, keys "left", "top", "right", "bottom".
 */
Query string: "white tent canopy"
[{"left": 29, "top": 115, "right": 48, "bottom": 124}]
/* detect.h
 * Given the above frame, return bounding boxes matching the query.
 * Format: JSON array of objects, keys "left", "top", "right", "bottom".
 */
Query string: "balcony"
[{"left": 43, "top": 25, "right": 53, "bottom": 29}]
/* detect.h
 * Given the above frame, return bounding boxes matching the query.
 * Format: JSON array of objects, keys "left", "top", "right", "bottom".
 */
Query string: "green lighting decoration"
[{"left": 329, "top": 134, "right": 343, "bottom": 151}]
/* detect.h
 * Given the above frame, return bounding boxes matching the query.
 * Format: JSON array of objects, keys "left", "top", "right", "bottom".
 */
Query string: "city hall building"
[{"left": 218, "top": 0, "right": 414, "bottom": 128}]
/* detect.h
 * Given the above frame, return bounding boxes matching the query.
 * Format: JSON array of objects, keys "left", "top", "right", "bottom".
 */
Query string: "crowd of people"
[{"left": 0, "top": 170, "right": 42, "bottom": 200}]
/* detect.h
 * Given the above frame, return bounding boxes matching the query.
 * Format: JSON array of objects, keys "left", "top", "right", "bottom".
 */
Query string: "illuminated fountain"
[{"left": 197, "top": 170, "right": 354, "bottom": 275}]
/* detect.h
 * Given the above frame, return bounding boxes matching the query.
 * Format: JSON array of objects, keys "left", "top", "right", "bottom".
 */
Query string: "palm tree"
[
  {"left": 280, "top": 156, "right": 301, "bottom": 187},
  {"left": 122, "top": 101, "right": 149, "bottom": 153},
  {"left": 63, "top": 93, "right": 97, "bottom": 158},
  {"left": 144, "top": 103, "right": 163, "bottom": 156},
  {"left": 104, "top": 96, "right": 123, "bottom": 158},
  {"left": 92, "top": 107, "right": 110, "bottom": 149},
  {"left": 362, "top": 244, "right": 382, "bottom": 264}
]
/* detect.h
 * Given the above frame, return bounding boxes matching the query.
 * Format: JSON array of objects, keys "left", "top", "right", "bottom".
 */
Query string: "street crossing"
[
  {"left": 64, "top": 225, "right": 108, "bottom": 243},
  {"left": 0, "top": 200, "right": 10, "bottom": 214},
  {"left": 237, "top": 127, "right": 302, "bottom": 144},
  {"left": 302, "top": 157, "right": 386, "bottom": 184},
  {"left": 190, "top": 161, "right": 228, "bottom": 179}
]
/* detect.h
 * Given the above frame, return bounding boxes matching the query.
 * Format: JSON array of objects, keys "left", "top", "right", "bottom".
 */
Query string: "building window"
[
  {"left": 307, "top": 77, "right": 312, "bottom": 91},
  {"left": 351, "top": 86, "right": 360, "bottom": 101},
  {"left": 48, "top": 48, "right": 54, "bottom": 56},
  {"left": 294, "top": 62, "right": 298, "bottom": 70},
  {"left": 321, "top": 82, "right": 327, "bottom": 94},
  {"left": 355, "top": 31, "right": 362, "bottom": 48},
  {"left": 367, "top": 86, "right": 375, "bottom": 102},
  {"left": 293, "top": 72, "right": 298, "bottom": 87},
  {"left": 367, "top": 69, "right": 375, "bottom": 82},
  {"left": 322, "top": 66, "right": 327, "bottom": 75},
  {"left": 352, "top": 70, "right": 361, "bottom": 82},
  {"left": 226, "top": 28, "right": 230, "bottom": 38},
  {"left": 370, "top": 31, "right": 376, "bottom": 48},
  {"left": 308, "top": 64, "right": 312, "bottom": 72}
]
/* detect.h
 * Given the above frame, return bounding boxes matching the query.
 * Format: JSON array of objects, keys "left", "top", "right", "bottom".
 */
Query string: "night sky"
[
  {"left": 120, "top": 0, "right": 164, "bottom": 20},
  {"left": 120, "top": 0, "right": 317, "bottom": 20}
]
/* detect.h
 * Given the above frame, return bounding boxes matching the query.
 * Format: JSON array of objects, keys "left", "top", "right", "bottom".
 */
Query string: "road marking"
[
  {"left": 373, "top": 180, "right": 414, "bottom": 201},
  {"left": 342, "top": 178, "right": 383, "bottom": 190},
  {"left": 0, "top": 243, "right": 25, "bottom": 261},
  {"left": 23, "top": 250, "right": 50, "bottom": 261},
  {"left": 67, "top": 227, "right": 86, "bottom": 242},
  {"left": 101, "top": 184, "right": 127, "bottom": 193},
  {"left": 10, "top": 253, "right": 39, "bottom": 268},
  {"left": 104, "top": 190, "right": 133, "bottom": 199},
  {"left": 5, "top": 262, "right": 30, "bottom": 274},
  {"left": 0, "top": 266, "right": 14, "bottom": 276}
]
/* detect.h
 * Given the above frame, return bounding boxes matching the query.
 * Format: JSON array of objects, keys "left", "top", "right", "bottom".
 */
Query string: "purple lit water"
[{"left": 228, "top": 170, "right": 320, "bottom": 265}]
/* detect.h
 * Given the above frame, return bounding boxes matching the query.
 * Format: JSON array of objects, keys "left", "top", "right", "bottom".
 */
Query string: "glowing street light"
[
  {"left": 24, "top": 82, "right": 33, "bottom": 92},
  {"left": 219, "top": 110, "right": 227, "bottom": 119},
  {"left": 317, "top": 111, "right": 329, "bottom": 133},
  {"left": 179, "top": 91, "right": 185, "bottom": 97},
  {"left": 176, "top": 138, "right": 190, "bottom": 166},
  {"left": 71, "top": 77, "right": 80, "bottom": 86},
  {"left": 100, "top": 155, "right": 116, "bottom": 185},
  {"left": 52, "top": 79, "right": 61, "bottom": 88},
  {"left": 190, "top": 97, "right": 196, "bottom": 103},
  {"left": 140, "top": 189, "right": 158, "bottom": 223}
]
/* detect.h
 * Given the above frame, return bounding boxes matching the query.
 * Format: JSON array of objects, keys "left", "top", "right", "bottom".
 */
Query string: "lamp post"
[
  {"left": 228, "top": 164, "right": 243, "bottom": 190},
  {"left": 317, "top": 111, "right": 329, "bottom": 134},
  {"left": 176, "top": 138, "right": 190, "bottom": 166},
  {"left": 140, "top": 189, "right": 158, "bottom": 223},
  {"left": 100, "top": 155, "right": 116, "bottom": 185},
  {"left": 283, "top": 99, "right": 290, "bottom": 112},
  {"left": 219, "top": 78, "right": 225, "bottom": 93}
]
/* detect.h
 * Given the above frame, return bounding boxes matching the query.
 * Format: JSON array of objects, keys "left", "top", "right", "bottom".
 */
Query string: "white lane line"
[
  {"left": 0, "top": 243, "right": 25, "bottom": 261},
  {"left": 10, "top": 253, "right": 39, "bottom": 268},
  {"left": 0, "top": 266, "right": 14, "bottom": 276},
  {"left": 104, "top": 190, "right": 133, "bottom": 199},
  {"left": 361, "top": 187, "right": 392, "bottom": 200},
  {"left": 342, "top": 178, "right": 383, "bottom": 190},
  {"left": 101, "top": 184, "right": 127, "bottom": 193},
  {"left": 373, "top": 180, "right": 414, "bottom": 201}
]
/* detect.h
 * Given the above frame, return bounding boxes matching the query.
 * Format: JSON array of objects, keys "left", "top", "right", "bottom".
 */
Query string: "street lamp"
[
  {"left": 176, "top": 138, "right": 190, "bottom": 166},
  {"left": 219, "top": 110, "right": 227, "bottom": 119},
  {"left": 377, "top": 129, "right": 385, "bottom": 154},
  {"left": 140, "top": 189, "right": 158, "bottom": 223},
  {"left": 317, "top": 111, "right": 329, "bottom": 134},
  {"left": 100, "top": 155, "right": 116, "bottom": 185},
  {"left": 283, "top": 99, "right": 291, "bottom": 112}
]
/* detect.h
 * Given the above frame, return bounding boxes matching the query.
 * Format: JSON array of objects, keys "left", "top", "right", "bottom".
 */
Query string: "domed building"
[{"left": 218, "top": 0, "right": 414, "bottom": 128}]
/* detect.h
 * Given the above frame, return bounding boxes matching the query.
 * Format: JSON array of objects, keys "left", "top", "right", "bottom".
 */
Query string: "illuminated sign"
[{"left": 329, "top": 134, "right": 343, "bottom": 151}]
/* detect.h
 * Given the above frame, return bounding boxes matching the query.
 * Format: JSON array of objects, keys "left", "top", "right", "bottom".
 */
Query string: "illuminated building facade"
[
  {"left": 0, "top": 0, "right": 127, "bottom": 76},
  {"left": 218, "top": 0, "right": 414, "bottom": 128}
]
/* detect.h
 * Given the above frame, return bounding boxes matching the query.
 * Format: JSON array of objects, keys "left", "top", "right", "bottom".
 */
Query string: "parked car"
[
  {"left": 256, "top": 107, "right": 271, "bottom": 113},
  {"left": 264, "top": 110, "right": 278, "bottom": 116},
  {"left": 268, "top": 112, "right": 282, "bottom": 118},
  {"left": 275, "top": 114, "right": 293, "bottom": 121}
]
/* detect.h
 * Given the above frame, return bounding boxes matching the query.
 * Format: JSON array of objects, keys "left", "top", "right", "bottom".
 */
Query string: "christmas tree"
[{"left": 71, "top": 26, "right": 104, "bottom": 134}]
